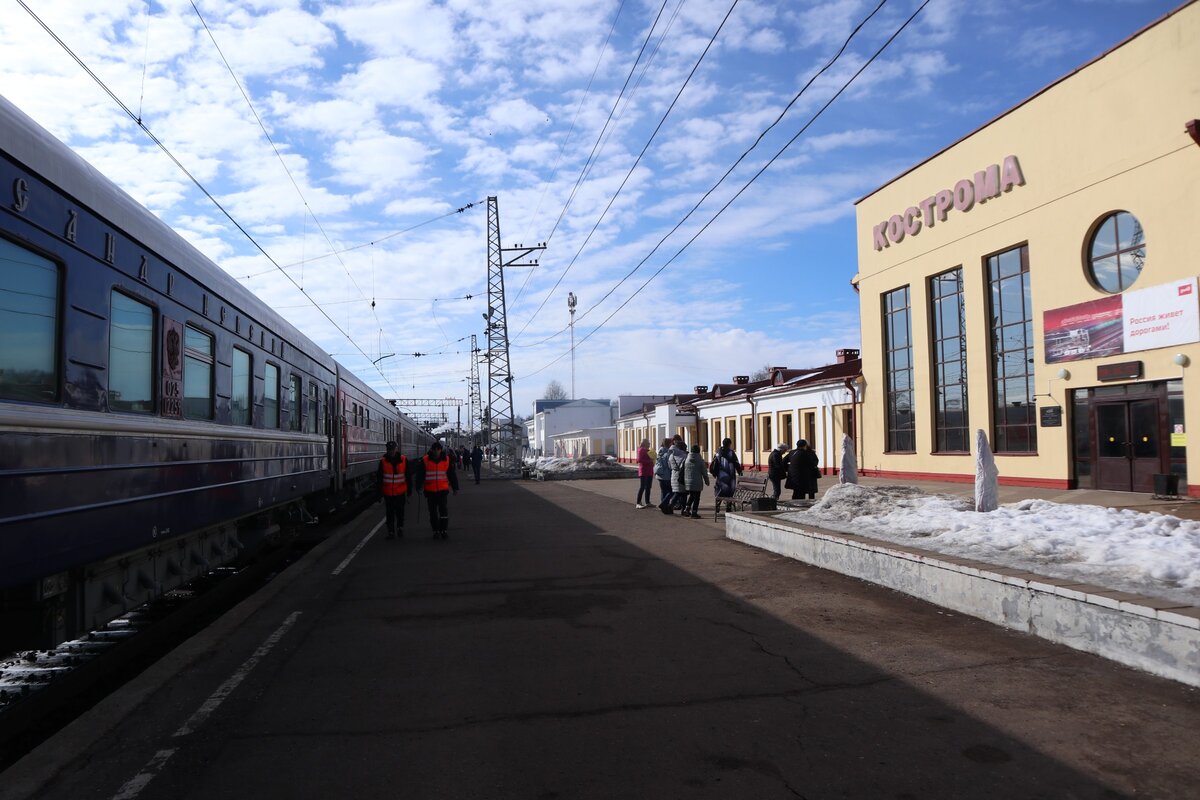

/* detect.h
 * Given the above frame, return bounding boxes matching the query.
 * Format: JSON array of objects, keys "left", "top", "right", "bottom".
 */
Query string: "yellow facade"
[{"left": 854, "top": 2, "right": 1200, "bottom": 492}]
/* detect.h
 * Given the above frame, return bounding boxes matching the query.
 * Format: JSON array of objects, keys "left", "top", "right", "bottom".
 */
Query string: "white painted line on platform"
[
  {"left": 173, "top": 610, "right": 302, "bottom": 738},
  {"left": 111, "top": 611, "right": 301, "bottom": 798},
  {"left": 110, "top": 748, "right": 177, "bottom": 800},
  {"left": 332, "top": 519, "right": 384, "bottom": 575}
]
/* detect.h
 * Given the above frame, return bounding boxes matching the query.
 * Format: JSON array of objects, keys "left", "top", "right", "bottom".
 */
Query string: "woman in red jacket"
[{"left": 635, "top": 438, "right": 655, "bottom": 508}]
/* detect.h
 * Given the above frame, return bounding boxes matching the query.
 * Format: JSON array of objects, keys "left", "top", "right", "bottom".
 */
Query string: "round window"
[{"left": 1087, "top": 211, "right": 1145, "bottom": 293}]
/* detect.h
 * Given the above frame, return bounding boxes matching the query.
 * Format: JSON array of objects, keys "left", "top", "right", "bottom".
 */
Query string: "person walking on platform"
[
  {"left": 635, "top": 438, "right": 655, "bottom": 508},
  {"left": 416, "top": 441, "right": 459, "bottom": 539},
  {"left": 470, "top": 444, "right": 484, "bottom": 484},
  {"left": 682, "top": 444, "right": 710, "bottom": 518},
  {"left": 377, "top": 441, "right": 410, "bottom": 539},
  {"left": 654, "top": 438, "right": 673, "bottom": 512},
  {"left": 710, "top": 437, "right": 743, "bottom": 514},
  {"left": 787, "top": 438, "right": 820, "bottom": 500},
  {"left": 767, "top": 442, "right": 789, "bottom": 500},
  {"left": 667, "top": 436, "right": 688, "bottom": 512}
]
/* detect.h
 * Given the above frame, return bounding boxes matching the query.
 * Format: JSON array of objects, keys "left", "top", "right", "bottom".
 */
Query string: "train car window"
[
  {"left": 288, "top": 374, "right": 302, "bottom": 431},
  {"left": 108, "top": 291, "right": 154, "bottom": 413},
  {"left": 0, "top": 238, "right": 59, "bottom": 402},
  {"left": 183, "top": 326, "right": 214, "bottom": 419},
  {"left": 264, "top": 363, "right": 279, "bottom": 428},
  {"left": 308, "top": 383, "right": 319, "bottom": 434},
  {"left": 231, "top": 348, "right": 251, "bottom": 425}
]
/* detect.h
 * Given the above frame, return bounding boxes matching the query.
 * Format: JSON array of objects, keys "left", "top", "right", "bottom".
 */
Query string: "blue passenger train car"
[{"left": 0, "top": 94, "right": 428, "bottom": 649}]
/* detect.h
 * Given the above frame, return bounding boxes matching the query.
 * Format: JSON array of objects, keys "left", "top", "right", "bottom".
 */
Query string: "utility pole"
[
  {"left": 567, "top": 291, "right": 577, "bottom": 400},
  {"left": 468, "top": 334, "right": 482, "bottom": 445},
  {"left": 483, "top": 196, "right": 543, "bottom": 471}
]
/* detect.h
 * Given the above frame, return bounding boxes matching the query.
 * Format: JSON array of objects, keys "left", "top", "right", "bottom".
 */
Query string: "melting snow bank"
[
  {"left": 778, "top": 483, "right": 1200, "bottom": 607},
  {"left": 525, "top": 455, "right": 634, "bottom": 480}
]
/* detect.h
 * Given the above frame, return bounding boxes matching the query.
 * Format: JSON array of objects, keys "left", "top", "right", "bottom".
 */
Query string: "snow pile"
[
  {"left": 778, "top": 483, "right": 1200, "bottom": 606},
  {"left": 526, "top": 455, "right": 634, "bottom": 479}
]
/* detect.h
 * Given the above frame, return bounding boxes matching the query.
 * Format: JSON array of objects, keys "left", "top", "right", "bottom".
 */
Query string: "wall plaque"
[{"left": 1039, "top": 406, "right": 1063, "bottom": 427}]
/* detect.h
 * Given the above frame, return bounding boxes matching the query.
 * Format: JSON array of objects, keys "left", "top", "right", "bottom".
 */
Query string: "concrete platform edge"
[
  {"left": 725, "top": 513, "right": 1200, "bottom": 688},
  {"left": 0, "top": 516, "right": 366, "bottom": 800}
]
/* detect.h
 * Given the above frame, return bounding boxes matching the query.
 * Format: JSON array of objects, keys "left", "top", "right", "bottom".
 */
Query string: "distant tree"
[
  {"left": 750, "top": 364, "right": 773, "bottom": 382},
  {"left": 543, "top": 380, "right": 568, "bottom": 400}
]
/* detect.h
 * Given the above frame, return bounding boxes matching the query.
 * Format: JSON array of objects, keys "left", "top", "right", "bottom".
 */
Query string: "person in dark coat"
[
  {"left": 787, "top": 438, "right": 819, "bottom": 500},
  {"left": 766, "top": 442, "right": 789, "bottom": 499},
  {"left": 470, "top": 444, "right": 484, "bottom": 484},
  {"left": 710, "top": 437, "right": 743, "bottom": 513}
]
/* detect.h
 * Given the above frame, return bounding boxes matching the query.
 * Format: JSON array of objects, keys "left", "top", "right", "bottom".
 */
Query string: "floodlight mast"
[{"left": 567, "top": 292, "right": 577, "bottom": 400}]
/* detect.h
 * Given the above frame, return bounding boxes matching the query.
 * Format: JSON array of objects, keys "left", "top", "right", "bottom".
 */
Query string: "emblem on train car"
[
  {"left": 162, "top": 319, "right": 183, "bottom": 418},
  {"left": 12, "top": 177, "right": 29, "bottom": 211}
]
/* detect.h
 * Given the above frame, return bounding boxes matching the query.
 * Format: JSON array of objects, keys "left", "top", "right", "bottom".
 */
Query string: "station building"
[
  {"left": 852, "top": 1, "right": 1200, "bottom": 494},
  {"left": 614, "top": 351, "right": 863, "bottom": 473}
]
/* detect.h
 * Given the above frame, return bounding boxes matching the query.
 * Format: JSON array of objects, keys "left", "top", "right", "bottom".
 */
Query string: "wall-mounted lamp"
[
  {"left": 1173, "top": 353, "right": 1190, "bottom": 367},
  {"left": 1054, "top": 368, "right": 1070, "bottom": 380}
]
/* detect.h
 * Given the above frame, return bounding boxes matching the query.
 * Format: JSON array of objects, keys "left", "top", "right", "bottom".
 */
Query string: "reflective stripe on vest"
[
  {"left": 423, "top": 455, "right": 450, "bottom": 492},
  {"left": 381, "top": 456, "right": 407, "bottom": 496}
]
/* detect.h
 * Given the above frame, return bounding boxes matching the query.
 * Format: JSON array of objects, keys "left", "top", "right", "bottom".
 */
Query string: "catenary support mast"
[
  {"left": 468, "top": 334, "right": 482, "bottom": 445},
  {"left": 483, "top": 196, "right": 543, "bottom": 470}
]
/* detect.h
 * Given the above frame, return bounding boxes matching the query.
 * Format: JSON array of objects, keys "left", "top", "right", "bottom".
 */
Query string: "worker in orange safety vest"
[
  {"left": 377, "top": 441, "right": 411, "bottom": 539},
  {"left": 415, "top": 441, "right": 459, "bottom": 539}
]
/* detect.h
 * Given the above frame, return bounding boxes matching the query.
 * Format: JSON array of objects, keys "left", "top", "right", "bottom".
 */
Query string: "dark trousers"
[
  {"left": 685, "top": 490, "right": 701, "bottom": 514},
  {"left": 425, "top": 490, "right": 450, "bottom": 532},
  {"left": 472, "top": 462, "right": 481, "bottom": 483},
  {"left": 769, "top": 477, "right": 782, "bottom": 499},
  {"left": 658, "top": 479, "right": 672, "bottom": 505},
  {"left": 384, "top": 494, "right": 406, "bottom": 533},
  {"left": 636, "top": 475, "right": 654, "bottom": 505}
]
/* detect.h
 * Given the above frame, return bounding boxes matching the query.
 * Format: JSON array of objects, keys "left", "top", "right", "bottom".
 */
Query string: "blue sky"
[{"left": 0, "top": 0, "right": 1185, "bottom": 420}]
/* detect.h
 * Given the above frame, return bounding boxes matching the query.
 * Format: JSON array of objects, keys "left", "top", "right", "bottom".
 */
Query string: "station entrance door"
[{"left": 1094, "top": 397, "right": 1163, "bottom": 493}]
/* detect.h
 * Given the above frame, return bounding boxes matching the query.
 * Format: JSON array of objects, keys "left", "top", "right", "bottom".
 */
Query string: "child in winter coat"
[{"left": 682, "top": 444, "right": 710, "bottom": 518}]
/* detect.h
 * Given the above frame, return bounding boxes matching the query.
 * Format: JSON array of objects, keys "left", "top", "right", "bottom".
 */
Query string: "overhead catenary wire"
[
  {"left": 187, "top": 2, "right": 405, "bottom": 372},
  {"left": 518, "top": 0, "right": 933, "bottom": 380},
  {"left": 507, "top": 0, "right": 672, "bottom": 319},
  {"left": 14, "top": 0, "right": 408, "bottom": 390},
  {"left": 513, "top": 0, "right": 887, "bottom": 352},
  {"left": 514, "top": 0, "right": 628, "bottom": 273},
  {"left": 513, "top": 0, "right": 736, "bottom": 342}
]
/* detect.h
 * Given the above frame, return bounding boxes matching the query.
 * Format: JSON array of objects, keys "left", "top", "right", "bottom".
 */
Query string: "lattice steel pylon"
[
  {"left": 483, "top": 196, "right": 543, "bottom": 470},
  {"left": 468, "top": 334, "right": 482, "bottom": 445}
]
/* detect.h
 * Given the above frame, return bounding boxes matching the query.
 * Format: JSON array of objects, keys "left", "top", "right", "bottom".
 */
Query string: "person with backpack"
[
  {"left": 710, "top": 437, "right": 743, "bottom": 514},
  {"left": 654, "top": 438, "right": 674, "bottom": 512}
]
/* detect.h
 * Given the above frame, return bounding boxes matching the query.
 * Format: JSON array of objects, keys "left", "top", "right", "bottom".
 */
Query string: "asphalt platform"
[{"left": 4, "top": 476, "right": 1198, "bottom": 799}]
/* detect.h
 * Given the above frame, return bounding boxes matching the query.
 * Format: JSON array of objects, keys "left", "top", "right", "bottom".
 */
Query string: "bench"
[{"left": 720, "top": 474, "right": 772, "bottom": 517}]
